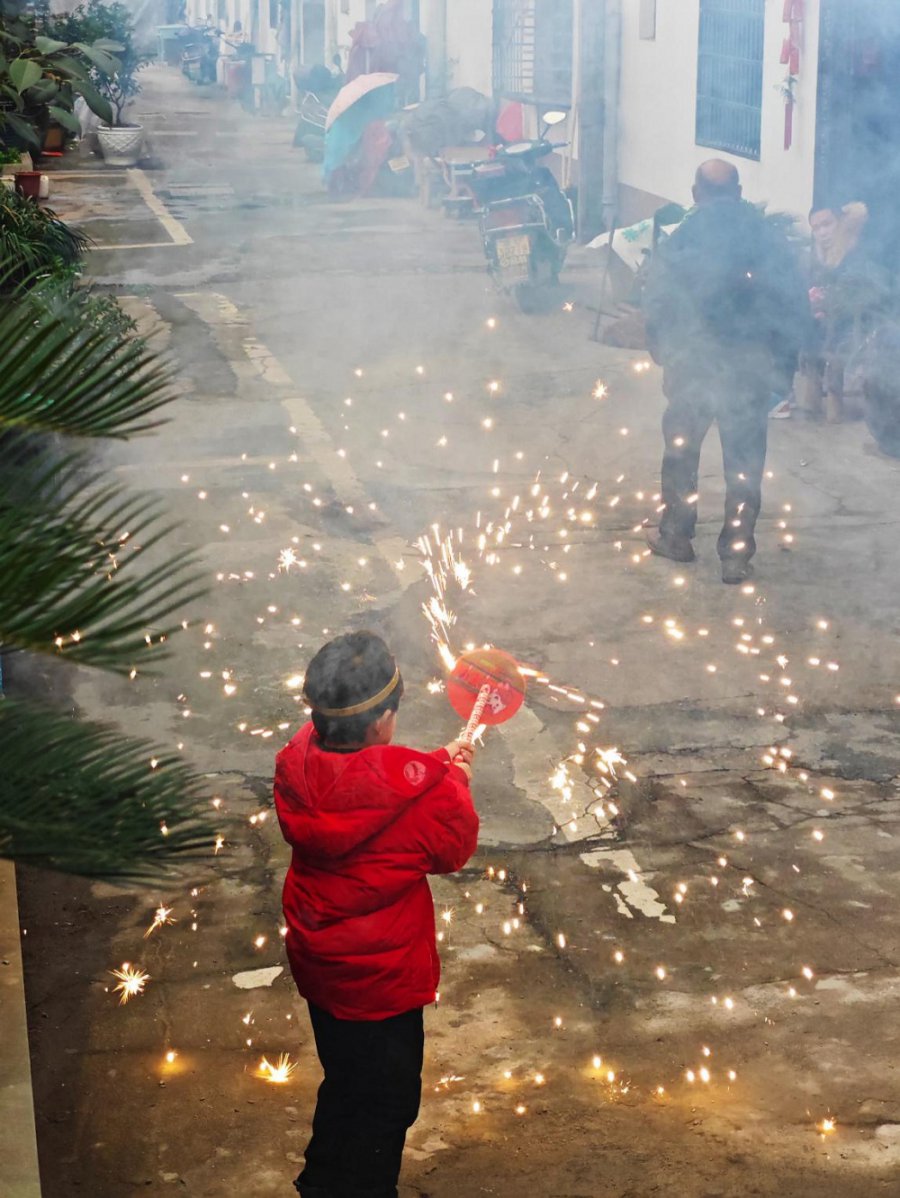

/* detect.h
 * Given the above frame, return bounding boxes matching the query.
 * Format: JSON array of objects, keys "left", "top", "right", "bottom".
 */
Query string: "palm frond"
[
  {"left": 0, "top": 279, "right": 176, "bottom": 438},
  {"left": 0, "top": 189, "right": 88, "bottom": 291},
  {"left": 0, "top": 700, "right": 217, "bottom": 882},
  {"left": 0, "top": 452, "right": 206, "bottom": 672}
]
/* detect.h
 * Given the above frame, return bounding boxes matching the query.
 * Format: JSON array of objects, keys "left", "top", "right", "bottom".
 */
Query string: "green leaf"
[
  {"left": 52, "top": 53, "right": 91, "bottom": 81},
  {"left": 0, "top": 111, "right": 39, "bottom": 149},
  {"left": 24, "top": 77, "right": 60, "bottom": 103},
  {"left": 9, "top": 56, "right": 43, "bottom": 93},
  {"left": 0, "top": 198, "right": 88, "bottom": 285},
  {"left": 0, "top": 701, "right": 215, "bottom": 882},
  {"left": 0, "top": 279, "right": 177, "bottom": 437},
  {"left": 0, "top": 451, "right": 205, "bottom": 673},
  {"left": 48, "top": 104, "right": 80, "bottom": 132},
  {"left": 72, "top": 77, "right": 113, "bottom": 125},
  {"left": 93, "top": 39, "right": 125, "bottom": 53},
  {"left": 34, "top": 35, "right": 69, "bottom": 55},
  {"left": 73, "top": 41, "right": 119, "bottom": 76}
]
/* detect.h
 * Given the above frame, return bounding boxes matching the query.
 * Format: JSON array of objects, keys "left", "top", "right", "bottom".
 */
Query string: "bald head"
[{"left": 693, "top": 159, "right": 742, "bottom": 205}]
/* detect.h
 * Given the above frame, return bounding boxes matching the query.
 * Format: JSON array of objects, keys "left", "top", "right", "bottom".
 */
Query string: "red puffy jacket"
[{"left": 274, "top": 723, "right": 479, "bottom": 1020}]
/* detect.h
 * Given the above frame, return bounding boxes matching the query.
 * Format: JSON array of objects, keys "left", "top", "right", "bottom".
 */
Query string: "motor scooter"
[
  {"left": 466, "top": 111, "right": 575, "bottom": 312},
  {"left": 180, "top": 25, "right": 219, "bottom": 84}
]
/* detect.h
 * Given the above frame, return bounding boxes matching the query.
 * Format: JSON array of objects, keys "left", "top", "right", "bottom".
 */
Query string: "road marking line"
[
  {"left": 173, "top": 291, "right": 409, "bottom": 586},
  {"left": 50, "top": 168, "right": 193, "bottom": 251},
  {"left": 126, "top": 167, "right": 193, "bottom": 246},
  {"left": 92, "top": 242, "right": 186, "bottom": 251},
  {"left": 580, "top": 846, "right": 675, "bottom": 923}
]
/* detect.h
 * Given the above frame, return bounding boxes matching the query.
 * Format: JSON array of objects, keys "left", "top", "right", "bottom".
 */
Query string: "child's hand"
[
  {"left": 454, "top": 760, "right": 473, "bottom": 781},
  {"left": 444, "top": 740, "right": 476, "bottom": 768}
]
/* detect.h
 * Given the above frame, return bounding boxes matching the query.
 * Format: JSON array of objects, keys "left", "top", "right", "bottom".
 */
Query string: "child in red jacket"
[{"left": 274, "top": 631, "right": 479, "bottom": 1198}]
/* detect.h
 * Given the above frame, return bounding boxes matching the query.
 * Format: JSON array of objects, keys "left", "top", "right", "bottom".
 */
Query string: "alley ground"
[{"left": 14, "top": 67, "right": 900, "bottom": 1197}]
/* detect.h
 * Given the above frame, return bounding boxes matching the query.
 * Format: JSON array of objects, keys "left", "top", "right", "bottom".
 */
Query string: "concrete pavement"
[
  {"left": 0, "top": 861, "right": 41, "bottom": 1198},
  {"left": 16, "top": 66, "right": 900, "bottom": 1196}
]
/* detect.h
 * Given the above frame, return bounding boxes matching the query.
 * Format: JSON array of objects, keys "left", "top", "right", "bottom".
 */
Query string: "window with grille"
[
  {"left": 493, "top": 0, "right": 573, "bottom": 106},
  {"left": 696, "top": 0, "right": 765, "bottom": 160}
]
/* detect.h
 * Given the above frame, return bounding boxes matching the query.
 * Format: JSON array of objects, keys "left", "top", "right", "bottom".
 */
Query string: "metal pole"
[
  {"left": 424, "top": 0, "right": 448, "bottom": 97},
  {"left": 574, "top": 0, "right": 606, "bottom": 242},
  {"left": 601, "top": 0, "right": 621, "bottom": 235}
]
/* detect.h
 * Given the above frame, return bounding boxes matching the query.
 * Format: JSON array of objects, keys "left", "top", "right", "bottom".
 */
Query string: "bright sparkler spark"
[
  {"left": 453, "top": 558, "right": 472, "bottom": 590},
  {"left": 417, "top": 511, "right": 632, "bottom": 806},
  {"left": 110, "top": 963, "right": 149, "bottom": 1004},
  {"left": 144, "top": 904, "right": 175, "bottom": 938},
  {"left": 278, "top": 547, "right": 299, "bottom": 572},
  {"left": 257, "top": 1053, "right": 298, "bottom": 1083},
  {"left": 437, "top": 641, "right": 457, "bottom": 672}
]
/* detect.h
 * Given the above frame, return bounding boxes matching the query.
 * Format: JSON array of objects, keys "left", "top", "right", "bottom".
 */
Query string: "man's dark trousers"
[
  {"left": 659, "top": 356, "right": 772, "bottom": 563},
  {"left": 296, "top": 1003, "right": 424, "bottom": 1198}
]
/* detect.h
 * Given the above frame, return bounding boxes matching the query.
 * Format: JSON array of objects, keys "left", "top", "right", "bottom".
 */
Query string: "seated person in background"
[{"left": 797, "top": 202, "right": 886, "bottom": 423}]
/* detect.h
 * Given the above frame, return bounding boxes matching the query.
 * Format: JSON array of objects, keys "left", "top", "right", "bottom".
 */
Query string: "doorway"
[
  {"left": 816, "top": 0, "right": 900, "bottom": 258},
  {"left": 302, "top": 0, "right": 325, "bottom": 65}
]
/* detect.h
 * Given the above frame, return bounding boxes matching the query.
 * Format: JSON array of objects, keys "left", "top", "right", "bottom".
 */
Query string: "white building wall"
[
  {"left": 183, "top": 0, "right": 277, "bottom": 56},
  {"left": 325, "top": 0, "right": 492, "bottom": 89},
  {"left": 329, "top": 0, "right": 368, "bottom": 61},
  {"left": 618, "top": 0, "right": 820, "bottom": 219},
  {"left": 444, "top": 0, "right": 492, "bottom": 94}
]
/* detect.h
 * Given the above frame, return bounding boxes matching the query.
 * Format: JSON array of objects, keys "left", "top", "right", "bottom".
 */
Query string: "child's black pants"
[{"left": 296, "top": 1002, "right": 424, "bottom": 1198}]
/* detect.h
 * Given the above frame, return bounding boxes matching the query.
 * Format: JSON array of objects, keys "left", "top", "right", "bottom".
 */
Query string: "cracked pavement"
[{"left": 14, "top": 67, "right": 900, "bottom": 1197}]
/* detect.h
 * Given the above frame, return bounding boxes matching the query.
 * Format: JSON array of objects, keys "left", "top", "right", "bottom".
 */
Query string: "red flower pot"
[{"left": 14, "top": 171, "right": 42, "bottom": 199}]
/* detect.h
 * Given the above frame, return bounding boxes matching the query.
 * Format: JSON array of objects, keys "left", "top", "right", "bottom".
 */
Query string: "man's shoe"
[
  {"left": 646, "top": 530, "right": 695, "bottom": 563},
  {"left": 721, "top": 559, "right": 754, "bottom": 585}
]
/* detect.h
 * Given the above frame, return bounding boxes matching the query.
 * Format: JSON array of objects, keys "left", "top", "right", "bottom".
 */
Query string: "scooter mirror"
[{"left": 542, "top": 110, "right": 568, "bottom": 127}]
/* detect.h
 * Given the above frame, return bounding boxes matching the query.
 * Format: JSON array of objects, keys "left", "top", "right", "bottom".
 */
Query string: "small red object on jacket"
[{"left": 274, "top": 723, "right": 479, "bottom": 1020}]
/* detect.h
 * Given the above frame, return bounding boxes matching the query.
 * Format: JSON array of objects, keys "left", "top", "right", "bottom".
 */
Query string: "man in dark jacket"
[{"left": 643, "top": 159, "right": 808, "bottom": 583}]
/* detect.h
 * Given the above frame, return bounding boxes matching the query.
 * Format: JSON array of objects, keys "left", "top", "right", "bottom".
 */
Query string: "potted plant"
[
  {"left": 89, "top": 7, "right": 148, "bottom": 166},
  {"left": 94, "top": 48, "right": 145, "bottom": 165},
  {"left": 40, "top": 1, "right": 147, "bottom": 166}
]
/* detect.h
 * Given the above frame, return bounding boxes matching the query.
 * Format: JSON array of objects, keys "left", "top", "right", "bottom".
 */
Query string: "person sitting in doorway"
[{"left": 797, "top": 201, "right": 887, "bottom": 423}]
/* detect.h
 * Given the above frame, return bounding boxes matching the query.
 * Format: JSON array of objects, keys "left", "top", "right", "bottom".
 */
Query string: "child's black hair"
[{"left": 304, "top": 631, "right": 404, "bottom": 746}]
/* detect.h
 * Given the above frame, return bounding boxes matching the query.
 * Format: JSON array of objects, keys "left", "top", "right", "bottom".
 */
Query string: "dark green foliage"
[
  {"left": 0, "top": 239, "right": 213, "bottom": 882},
  {"left": 0, "top": 186, "right": 88, "bottom": 290},
  {"left": 38, "top": 0, "right": 148, "bottom": 127},
  {"left": 0, "top": 447, "right": 203, "bottom": 672},
  {"left": 0, "top": 701, "right": 213, "bottom": 881},
  {"left": 0, "top": 0, "right": 117, "bottom": 149}
]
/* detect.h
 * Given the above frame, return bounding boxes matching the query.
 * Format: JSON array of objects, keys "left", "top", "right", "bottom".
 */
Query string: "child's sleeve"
[{"left": 410, "top": 772, "right": 479, "bottom": 875}]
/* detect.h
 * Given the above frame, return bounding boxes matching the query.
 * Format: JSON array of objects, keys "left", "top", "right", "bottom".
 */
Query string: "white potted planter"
[{"left": 96, "top": 123, "right": 144, "bottom": 167}]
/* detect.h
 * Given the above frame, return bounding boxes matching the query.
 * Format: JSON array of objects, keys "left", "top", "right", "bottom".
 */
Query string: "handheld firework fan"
[{"left": 447, "top": 648, "right": 526, "bottom": 745}]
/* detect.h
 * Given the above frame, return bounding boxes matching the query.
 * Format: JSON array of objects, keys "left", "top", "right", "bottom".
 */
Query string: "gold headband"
[{"left": 307, "top": 668, "right": 401, "bottom": 718}]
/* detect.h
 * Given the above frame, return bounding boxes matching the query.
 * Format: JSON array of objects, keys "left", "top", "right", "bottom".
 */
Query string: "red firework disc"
[{"left": 447, "top": 648, "right": 526, "bottom": 726}]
